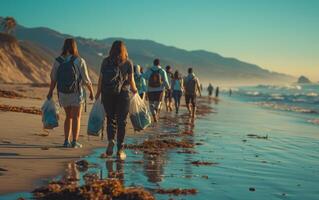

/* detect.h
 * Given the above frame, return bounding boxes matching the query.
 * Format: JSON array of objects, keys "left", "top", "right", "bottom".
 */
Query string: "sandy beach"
[
  {"left": 1, "top": 83, "right": 319, "bottom": 200},
  {"left": 0, "top": 83, "right": 134, "bottom": 194}
]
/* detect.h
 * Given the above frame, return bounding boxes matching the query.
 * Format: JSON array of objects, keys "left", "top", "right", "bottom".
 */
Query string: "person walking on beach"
[
  {"left": 47, "top": 38, "right": 94, "bottom": 148},
  {"left": 142, "top": 58, "right": 170, "bottom": 122},
  {"left": 184, "top": 67, "right": 201, "bottom": 118},
  {"left": 207, "top": 83, "right": 214, "bottom": 98},
  {"left": 134, "top": 64, "right": 147, "bottom": 99},
  {"left": 164, "top": 65, "right": 173, "bottom": 112},
  {"left": 215, "top": 86, "right": 220, "bottom": 98},
  {"left": 95, "top": 40, "right": 138, "bottom": 160},
  {"left": 171, "top": 70, "right": 184, "bottom": 114}
]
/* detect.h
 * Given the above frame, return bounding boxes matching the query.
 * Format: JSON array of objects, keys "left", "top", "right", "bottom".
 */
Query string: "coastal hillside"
[
  {"left": 0, "top": 32, "right": 54, "bottom": 83},
  {"left": 2, "top": 20, "right": 295, "bottom": 84}
]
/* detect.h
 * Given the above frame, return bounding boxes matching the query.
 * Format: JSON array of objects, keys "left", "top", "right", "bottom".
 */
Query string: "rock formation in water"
[{"left": 297, "top": 75, "right": 312, "bottom": 84}]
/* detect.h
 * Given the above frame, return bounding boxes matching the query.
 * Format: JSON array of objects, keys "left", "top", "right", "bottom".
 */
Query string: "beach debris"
[
  {"left": 242, "top": 139, "right": 247, "bottom": 142},
  {"left": 201, "top": 175, "right": 209, "bottom": 179},
  {"left": 158, "top": 133, "right": 181, "bottom": 138},
  {"left": 0, "top": 104, "right": 41, "bottom": 115},
  {"left": 195, "top": 142, "right": 204, "bottom": 145},
  {"left": 0, "top": 167, "right": 8, "bottom": 171},
  {"left": 182, "top": 130, "right": 193, "bottom": 135},
  {"left": 32, "top": 173, "right": 155, "bottom": 200},
  {"left": 41, "top": 146, "right": 50, "bottom": 150},
  {"left": 125, "top": 139, "right": 194, "bottom": 154},
  {"left": 66, "top": 177, "right": 80, "bottom": 182},
  {"left": 155, "top": 188, "right": 197, "bottom": 196},
  {"left": 191, "top": 161, "right": 218, "bottom": 166},
  {"left": 0, "top": 89, "right": 25, "bottom": 98},
  {"left": 249, "top": 187, "right": 256, "bottom": 192},
  {"left": 247, "top": 134, "right": 268, "bottom": 139},
  {"left": 75, "top": 160, "right": 89, "bottom": 172},
  {"left": 99, "top": 153, "right": 108, "bottom": 159},
  {"left": 1, "top": 140, "right": 11, "bottom": 144}
]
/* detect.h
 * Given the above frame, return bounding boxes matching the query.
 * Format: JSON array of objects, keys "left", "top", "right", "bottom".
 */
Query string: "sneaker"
[
  {"left": 106, "top": 140, "right": 115, "bottom": 157},
  {"left": 71, "top": 140, "right": 83, "bottom": 148},
  {"left": 63, "top": 140, "right": 71, "bottom": 148},
  {"left": 117, "top": 149, "right": 127, "bottom": 161}
]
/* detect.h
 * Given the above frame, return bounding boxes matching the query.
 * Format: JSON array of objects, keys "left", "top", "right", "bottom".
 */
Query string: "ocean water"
[
  {"left": 231, "top": 84, "right": 319, "bottom": 125},
  {"left": 2, "top": 94, "right": 319, "bottom": 200}
]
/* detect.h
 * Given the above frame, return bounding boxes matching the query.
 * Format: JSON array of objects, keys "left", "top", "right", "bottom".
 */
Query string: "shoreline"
[
  {"left": 0, "top": 83, "right": 211, "bottom": 195},
  {"left": 0, "top": 83, "right": 134, "bottom": 194},
  {"left": 1, "top": 83, "right": 318, "bottom": 199}
]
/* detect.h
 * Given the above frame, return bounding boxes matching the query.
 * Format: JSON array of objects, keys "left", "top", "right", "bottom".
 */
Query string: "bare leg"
[
  {"left": 164, "top": 98, "right": 169, "bottom": 112},
  {"left": 186, "top": 104, "right": 191, "bottom": 115},
  {"left": 191, "top": 106, "right": 196, "bottom": 119},
  {"left": 71, "top": 105, "right": 82, "bottom": 142},
  {"left": 64, "top": 107, "right": 72, "bottom": 141},
  {"left": 169, "top": 99, "right": 173, "bottom": 111}
]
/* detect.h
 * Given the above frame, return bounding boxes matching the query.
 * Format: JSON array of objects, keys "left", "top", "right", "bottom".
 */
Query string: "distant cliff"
[{"left": 0, "top": 33, "right": 54, "bottom": 83}]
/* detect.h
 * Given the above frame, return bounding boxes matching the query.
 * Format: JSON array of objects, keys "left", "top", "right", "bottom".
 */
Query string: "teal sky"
[{"left": 1, "top": 0, "right": 319, "bottom": 80}]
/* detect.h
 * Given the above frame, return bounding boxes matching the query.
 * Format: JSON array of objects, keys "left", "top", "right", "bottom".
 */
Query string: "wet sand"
[
  {"left": 0, "top": 83, "right": 134, "bottom": 194},
  {"left": 1, "top": 83, "right": 319, "bottom": 199}
]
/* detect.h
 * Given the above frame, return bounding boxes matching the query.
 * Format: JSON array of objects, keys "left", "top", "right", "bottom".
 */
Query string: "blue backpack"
[{"left": 56, "top": 56, "right": 81, "bottom": 94}]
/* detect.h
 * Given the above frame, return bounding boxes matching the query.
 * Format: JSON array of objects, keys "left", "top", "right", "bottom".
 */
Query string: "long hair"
[
  {"left": 109, "top": 40, "right": 128, "bottom": 65},
  {"left": 61, "top": 38, "right": 79, "bottom": 57},
  {"left": 174, "top": 70, "right": 180, "bottom": 80}
]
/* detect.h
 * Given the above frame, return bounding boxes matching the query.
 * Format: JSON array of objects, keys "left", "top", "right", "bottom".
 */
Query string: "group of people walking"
[
  {"left": 47, "top": 38, "right": 202, "bottom": 160},
  {"left": 133, "top": 60, "right": 202, "bottom": 121}
]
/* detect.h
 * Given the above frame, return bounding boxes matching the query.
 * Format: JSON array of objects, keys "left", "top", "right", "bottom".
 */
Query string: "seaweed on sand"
[
  {"left": 0, "top": 104, "right": 41, "bottom": 115},
  {"left": 191, "top": 161, "right": 218, "bottom": 166},
  {"left": 32, "top": 173, "right": 155, "bottom": 200},
  {"left": 154, "top": 188, "right": 197, "bottom": 196},
  {"left": 0, "top": 89, "right": 25, "bottom": 98},
  {"left": 125, "top": 139, "right": 194, "bottom": 155},
  {"left": 75, "top": 160, "right": 89, "bottom": 172}
]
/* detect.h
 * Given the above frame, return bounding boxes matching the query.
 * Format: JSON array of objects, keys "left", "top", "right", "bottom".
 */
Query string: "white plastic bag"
[
  {"left": 87, "top": 99, "right": 105, "bottom": 136},
  {"left": 129, "top": 93, "right": 152, "bottom": 131},
  {"left": 41, "top": 99, "right": 59, "bottom": 129}
]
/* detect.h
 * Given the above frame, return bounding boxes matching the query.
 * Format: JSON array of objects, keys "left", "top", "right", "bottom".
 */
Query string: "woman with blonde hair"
[
  {"left": 95, "top": 40, "right": 137, "bottom": 160},
  {"left": 47, "top": 38, "right": 94, "bottom": 148}
]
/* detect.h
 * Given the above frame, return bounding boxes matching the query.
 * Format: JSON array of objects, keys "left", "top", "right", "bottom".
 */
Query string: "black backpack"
[
  {"left": 101, "top": 59, "right": 124, "bottom": 95},
  {"left": 56, "top": 56, "right": 81, "bottom": 94},
  {"left": 148, "top": 69, "right": 163, "bottom": 88}
]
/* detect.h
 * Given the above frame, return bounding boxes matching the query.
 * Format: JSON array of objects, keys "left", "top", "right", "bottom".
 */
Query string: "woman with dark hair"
[
  {"left": 47, "top": 38, "right": 94, "bottom": 148},
  {"left": 171, "top": 70, "right": 184, "bottom": 114},
  {"left": 95, "top": 40, "right": 138, "bottom": 160}
]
